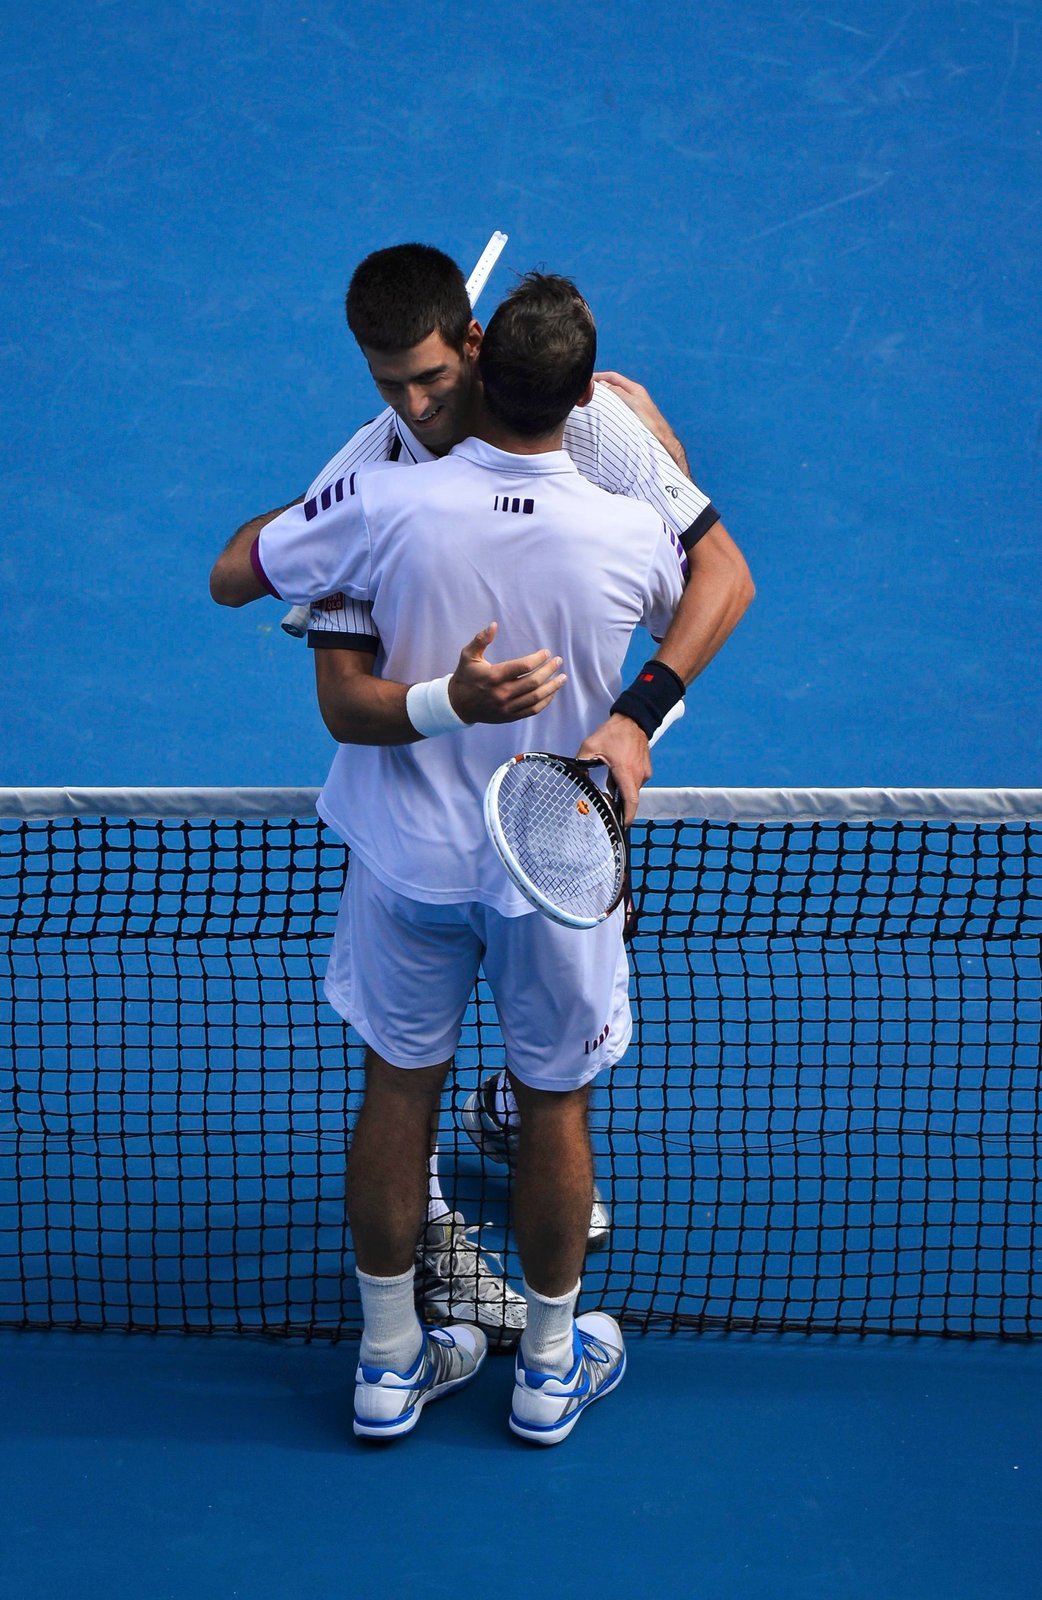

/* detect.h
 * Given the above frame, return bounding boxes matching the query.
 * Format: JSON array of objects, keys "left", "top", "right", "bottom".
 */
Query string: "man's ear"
[
  {"left": 463, "top": 319, "right": 483, "bottom": 362},
  {"left": 575, "top": 378, "right": 595, "bottom": 408}
]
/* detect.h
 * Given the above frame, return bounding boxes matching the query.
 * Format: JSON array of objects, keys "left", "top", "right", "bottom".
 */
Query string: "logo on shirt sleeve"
[{"left": 304, "top": 473, "right": 357, "bottom": 521}]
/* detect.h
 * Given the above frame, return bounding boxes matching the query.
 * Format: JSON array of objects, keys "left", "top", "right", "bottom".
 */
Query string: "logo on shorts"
[
  {"left": 316, "top": 593, "right": 345, "bottom": 613},
  {"left": 584, "top": 1021, "right": 611, "bottom": 1056}
]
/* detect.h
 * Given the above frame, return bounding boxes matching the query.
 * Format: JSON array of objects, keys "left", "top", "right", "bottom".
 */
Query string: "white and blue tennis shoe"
[
  {"left": 353, "top": 1323, "right": 487, "bottom": 1440},
  {"left": 509, "top": 1311, "right": 626, "bottom": 1445}
]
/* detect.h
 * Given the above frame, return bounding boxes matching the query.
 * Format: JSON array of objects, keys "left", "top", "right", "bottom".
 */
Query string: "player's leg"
[
  {"left": 326, "top": 858, "right": 523, "bottom": 1348},
  {"left": 324, "top": 861, "right": 492, "bottom": 1437},
  {"left": 348, "top": 1048, "right": 450, "bottom": 1278},
  {"left": 480, "top": 907, "right": 628, "bottom": 1443},
  {"left": 508, "top": 1074, "right": 592, "bottom": 1296},
  {"left": 461, "top": 1068, "right": 613, "bottom": 1246},
  {"left": 462, "top": 900, "right": 628, "bottom": 1249},
  {"left": 507, "top": 1075, "right": 626, "bottom": 1446},
  {"left": 348, "top": 1045, "right": 487, "bottom": 1439}
]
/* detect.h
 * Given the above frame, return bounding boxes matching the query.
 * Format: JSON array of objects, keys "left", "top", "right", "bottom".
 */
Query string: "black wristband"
[{"left": 610, "top": 660, "right": 685, "bottom": 738}]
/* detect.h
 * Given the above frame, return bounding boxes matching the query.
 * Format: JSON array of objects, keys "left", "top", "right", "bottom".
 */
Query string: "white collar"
[{"left": 450, "top": 436, "right": 577, "bottom": 474}]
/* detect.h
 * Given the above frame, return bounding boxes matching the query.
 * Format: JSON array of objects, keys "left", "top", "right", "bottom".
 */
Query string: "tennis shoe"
[
  {"left": 417, "top": 1210, "right": 527, "bottom": 1350},
  {"left": 353, "top": 1323, "right": 487, "bottom": 1439},
  {"left": 509, "top": 1310, "right": 626, "bottom": 1445},
  {"left": 461, "top": 1077, "right": 613, "bottom": 1249},
  {"left": 461, "top": 1074, "right": 521, "bottom": 1166}
]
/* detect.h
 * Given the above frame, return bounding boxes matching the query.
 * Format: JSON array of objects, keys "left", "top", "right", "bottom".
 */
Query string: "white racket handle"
[
  {"left": 465, "top": 231, "right": 508, "bottom": 309},
  {"left": 649, "top": 698, "right": 685, "bottom": 747},
  {"left": 280, "top": 231, "right": 508, "bottom": 640},
  {"left": 280, "top": 604, "right": 310, "bottom": 638}
]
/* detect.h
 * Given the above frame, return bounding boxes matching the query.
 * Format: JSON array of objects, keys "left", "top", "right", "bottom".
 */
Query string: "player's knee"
[{"left": 362, "top": 1048, "right": 451, "bottom": 1112}]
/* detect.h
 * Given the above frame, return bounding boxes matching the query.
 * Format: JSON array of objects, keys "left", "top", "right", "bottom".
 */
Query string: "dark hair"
[
  {"left": 345, "top": 244, "right": 472, "bottom": 353},
  {"left": 478, "top": 273, "right": 597, "bottom": 437}
]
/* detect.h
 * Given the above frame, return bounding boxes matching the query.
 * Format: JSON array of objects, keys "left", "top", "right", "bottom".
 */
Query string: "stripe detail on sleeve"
[
  {"left": 308, "top": 631, "right": 380, "bottom": 653},
  {"left": 300, "top": 409, "right": 428, "bottom": 646},
  {"left": 302, "top": 472, "right": 357, "bottom": 524},
  {"left": 665, "top": 523, "right": 690, "bottom": 581},
  {"left": 249, "top": 537, "right": 280, "bottom": 598},
  {"left": 679, "top": 503, "right": 721, "bottom": 552}
]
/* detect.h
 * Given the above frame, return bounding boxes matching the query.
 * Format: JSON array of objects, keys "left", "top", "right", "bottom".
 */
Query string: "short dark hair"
[
  {"left": 345, "top": 244, "right": 472, "bottom": 353},
  {"left": 478, "top": 273, "right": 597, "bottom": 437}
]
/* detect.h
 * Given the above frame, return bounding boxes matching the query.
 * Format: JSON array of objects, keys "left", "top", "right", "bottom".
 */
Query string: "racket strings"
[{"left": 494, "top": 759, "right": 624, "bottom": 920}]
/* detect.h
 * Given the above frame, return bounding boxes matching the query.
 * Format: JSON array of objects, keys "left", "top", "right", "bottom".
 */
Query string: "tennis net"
[{"left": 1, "top": 787, "right": 1040, "bottom": 1342}]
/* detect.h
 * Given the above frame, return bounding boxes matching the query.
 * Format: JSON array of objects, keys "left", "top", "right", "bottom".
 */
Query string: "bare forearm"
[
  {"left": 576, "top": 521, "right": 753, "bottom": 824},
  {"left": 317, "top": 660, "right": 419, "bottom": 745},
  {"left": 653, "top": 521, "right": 754, "bottom": 687},
  {"left": 209, "top": 496, "right": 303, "bottom": 607},
  {"left": 315, "top": 622, "right": 566, "bottom": 747},
  {"left": 590, "top": 376, "right": 753, "bottom": 680},
  {"left": 660, "top": 432, "right": 690, "bottom": 476}
]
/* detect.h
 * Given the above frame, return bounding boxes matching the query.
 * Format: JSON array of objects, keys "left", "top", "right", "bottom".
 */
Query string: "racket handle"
[
  {"left": 281, "top": 605, "right": 310, "bottom": 638},
  {"left": 649, "top": 698, "right": 685, "bottom": 748}
]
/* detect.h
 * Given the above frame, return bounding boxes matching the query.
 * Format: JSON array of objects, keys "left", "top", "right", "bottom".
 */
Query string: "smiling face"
[{"left": 361, "top": 323, "right": 483, "bottom": 456}]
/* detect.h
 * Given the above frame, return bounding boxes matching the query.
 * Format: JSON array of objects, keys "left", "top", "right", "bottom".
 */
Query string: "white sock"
[
  {"left": 356, "top": 1265, "right": 424, "bottom": 1374},
  {"left": 519, "top": 1279, "right": 581, "bottom": 1377},
  {"left": 427, "top": 1149, "right": 450, "bottom": 1224}
]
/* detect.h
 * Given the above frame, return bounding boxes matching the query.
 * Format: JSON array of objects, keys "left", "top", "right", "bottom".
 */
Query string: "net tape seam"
[{"left": 4, "top": 788, "right": 1042, "bottom": 823}]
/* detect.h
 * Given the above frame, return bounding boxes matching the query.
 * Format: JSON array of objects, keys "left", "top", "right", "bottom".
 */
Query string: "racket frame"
[{"left": 483, "top": 752, "right": 627, "bottom": 929}]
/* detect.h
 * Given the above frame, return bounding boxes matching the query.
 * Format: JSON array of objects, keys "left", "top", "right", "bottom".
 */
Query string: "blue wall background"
[{"left": 3, "top": 1, "right": 1040, "bottom": 788}]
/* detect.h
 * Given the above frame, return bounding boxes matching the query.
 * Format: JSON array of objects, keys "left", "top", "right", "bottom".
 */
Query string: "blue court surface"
[
  {"left": 1, "top": 1329, "right": 1039, "bottom": 1600},
  {"left": 3, "top": 2, "right": 1042, "bottom": 1596}
]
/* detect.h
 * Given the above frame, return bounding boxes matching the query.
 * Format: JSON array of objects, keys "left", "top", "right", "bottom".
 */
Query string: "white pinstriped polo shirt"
[
  {"left": 258, "top": 437, "right": 687, "bottom": 910},
  {"left": 302, "top": 380, "right": 718, "bottom": 652}
]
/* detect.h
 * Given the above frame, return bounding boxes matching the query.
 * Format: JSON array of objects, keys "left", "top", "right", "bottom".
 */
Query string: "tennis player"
[
  {"left": 214, "top": 243, "right": 749, "bottom": 822},
  {"left": 211, "top": 244, "right": 754, "bottom": 1338},
  {"left": 226, "top": 274, "right": 691, "bottom": 1442}
]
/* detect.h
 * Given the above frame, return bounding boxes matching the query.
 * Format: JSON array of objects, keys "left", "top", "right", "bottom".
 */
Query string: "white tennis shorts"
[{"left": 324, "top": 857, "right": 632, "bottom": 1092}]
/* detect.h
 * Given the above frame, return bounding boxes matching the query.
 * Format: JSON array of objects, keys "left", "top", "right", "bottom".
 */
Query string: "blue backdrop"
[
  {"left": 4, "top": 1, "right": 1040, "bottom": 790},
  {"left": 3, "top": 9, "right": 1042, "bottom": 1600}
]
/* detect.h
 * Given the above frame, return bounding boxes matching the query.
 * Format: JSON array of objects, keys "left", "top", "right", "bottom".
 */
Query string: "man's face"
[{"left": 361, "top": 323, "right": 482, "bottom": 456}]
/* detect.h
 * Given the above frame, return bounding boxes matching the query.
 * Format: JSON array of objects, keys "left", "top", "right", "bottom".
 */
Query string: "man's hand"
[
  {"left": 593, "top": 371, "right": 691, "bottom": 476},
  {"left": 575, "top": 713, "right": 652, "bottom": 827},
  {"left": 448, "top": 622, "right": 566, "bottom": 724}
]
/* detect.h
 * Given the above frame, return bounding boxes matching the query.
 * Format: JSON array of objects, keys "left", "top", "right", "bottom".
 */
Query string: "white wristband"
[{"left": 406, "top": 675, "right": 468, "bottom": 738}]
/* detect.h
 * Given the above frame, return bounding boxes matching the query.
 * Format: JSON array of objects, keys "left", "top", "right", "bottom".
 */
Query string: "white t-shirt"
[
  {"left": 259, "top": 437, "right": 687, "bottom": 911},
  {"left": 303, "top": 382, "right": 718, "bottom": 647}
]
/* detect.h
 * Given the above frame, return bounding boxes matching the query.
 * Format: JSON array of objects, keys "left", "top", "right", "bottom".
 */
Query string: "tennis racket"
[
  {"left": 280, "top": 230, "right": 509, "bottom": 639},
  {"left": 483, "top": 701, "right": 684, "bottom": 929}
]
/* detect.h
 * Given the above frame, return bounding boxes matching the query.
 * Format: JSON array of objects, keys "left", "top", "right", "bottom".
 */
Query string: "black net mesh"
[{"left": 1, "top": 807, "right": 1040, "bottom": 1341}]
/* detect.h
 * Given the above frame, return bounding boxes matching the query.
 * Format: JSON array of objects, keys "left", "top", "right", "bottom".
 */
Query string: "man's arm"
[
  {"left": 570, "top": 376, "right": 754, "bottom": 823},
  {"left": 593, "top": 370, "right": 690, "bottom": 475},
  {"left": 577, "top": 519, "right": 755, "bottom": 825},
  {"left": 209, "top": 497, "right": 304, "bottom": 607},
  {"left": 213, "top": 514, "right": 566, "bottom": 740},
  {"left": 315, "top": 622, "right": 566, "bottom": 744}
]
